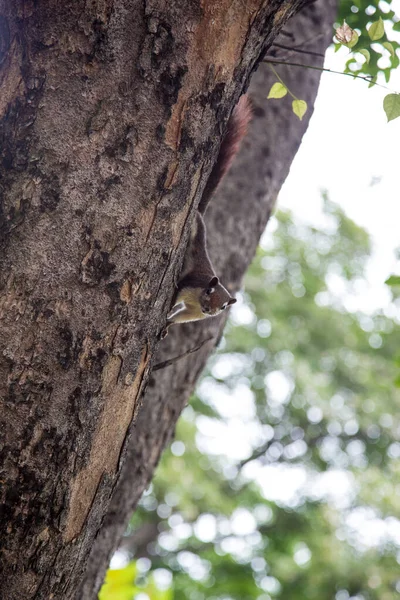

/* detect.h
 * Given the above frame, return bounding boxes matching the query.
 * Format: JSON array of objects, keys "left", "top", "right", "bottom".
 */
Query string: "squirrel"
[{"left": 163, "top": 94, "right": 252, "bottom": 337}]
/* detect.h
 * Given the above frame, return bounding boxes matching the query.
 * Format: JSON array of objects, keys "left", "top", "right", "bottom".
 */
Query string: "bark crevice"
[{"left": 0, "top": 1, "right": 336, "bottom": 599}]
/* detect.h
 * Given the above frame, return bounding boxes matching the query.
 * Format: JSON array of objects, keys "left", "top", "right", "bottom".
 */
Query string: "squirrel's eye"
[
  {"left": 206, "top": 287, "right": 214, "bottom": 295},
  {"left": 221, "top": 303, "right": 227, "bottom": 310}
]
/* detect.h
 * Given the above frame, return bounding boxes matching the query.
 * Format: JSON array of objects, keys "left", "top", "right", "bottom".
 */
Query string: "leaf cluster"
[
  {"left": 267, "top": 0, "right": 400, "bottom": 122},
  {"left": 337, "top": 0, "right": 400, "bottom": 84}
]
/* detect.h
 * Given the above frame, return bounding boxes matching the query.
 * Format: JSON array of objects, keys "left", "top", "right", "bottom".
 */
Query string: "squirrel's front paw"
[{"left": 160, "top": 322, "right": 171, "bottom": 339}]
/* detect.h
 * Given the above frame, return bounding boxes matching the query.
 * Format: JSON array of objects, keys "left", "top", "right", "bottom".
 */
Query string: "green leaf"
[
  {"left": 368, "top": 17, "right": 385, "bottom": 41},
  {"left": 395, "top": 374, "right": 400, "bottom": 388},
  {"left": 99, "top": 564, "right": 138, "bottom": 600},
  {"left": 292, "top": 99, "right": 307, "bottom": 121},
  {"left": 382, "top": 41, "right": 395, "bottom": 57},
  {"left": 393, "top": 21, "right": 400, "bottom": 32},
  {"left": 347, "top": 29, "right": 359, "bottom": 49},
  {"left": 268, "top": 82, "right": 288, "bottom": 99},
  {"left": 358, "top": 49, "right": 370, "bottom": 64},
  {"left": 383, "top": 94, "right": 400, "bottom": 122},
  {"left": 368, "top": 75, "right": 377, "bottom": 88},
  {"left": 385, "top": 275, "right": 400, "bottom": 286}
]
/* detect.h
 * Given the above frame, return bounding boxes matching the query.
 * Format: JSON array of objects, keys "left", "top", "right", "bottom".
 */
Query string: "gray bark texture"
[{"left": 0, "top": 1, "right": 336, "bottom": 599}]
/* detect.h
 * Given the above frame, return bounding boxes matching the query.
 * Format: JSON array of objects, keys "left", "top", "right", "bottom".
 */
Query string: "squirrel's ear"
[
  {"left": 228, "top": 297, "right": 237, "bottom": 305},
  {"left": 209, "top": 276, "right": 219, "bottom": 287}
]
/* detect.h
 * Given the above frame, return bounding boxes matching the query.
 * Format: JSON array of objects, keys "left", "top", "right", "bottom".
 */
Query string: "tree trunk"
[{"left": 0, "top": 1, "right": 335, "bottom": 599}]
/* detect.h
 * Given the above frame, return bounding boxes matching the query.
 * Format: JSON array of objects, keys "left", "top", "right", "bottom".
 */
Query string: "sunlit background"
[{"left": 100, "top": 5, "right": 400, "bottom": 600}]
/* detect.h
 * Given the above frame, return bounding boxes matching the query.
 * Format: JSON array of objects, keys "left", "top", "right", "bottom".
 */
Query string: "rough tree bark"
[{"left": 0, "top": 1, "right": 336, "bottom": 599}]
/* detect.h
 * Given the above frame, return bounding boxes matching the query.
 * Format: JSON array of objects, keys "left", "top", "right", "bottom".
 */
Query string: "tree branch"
[
  {"left": 263, "top": 58, "right": 395, "bottom": 93},
  {"left": 153, "top": 338, "right": 214, "bottom": 371},
  {"left": 271, "top": 41, "right": 326, "bottom": 58}
]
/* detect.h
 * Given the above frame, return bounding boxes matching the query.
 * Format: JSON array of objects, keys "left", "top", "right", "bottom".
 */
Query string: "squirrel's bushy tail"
[{"left": 198, "top": 94, "right": 252, "bottom": 215}]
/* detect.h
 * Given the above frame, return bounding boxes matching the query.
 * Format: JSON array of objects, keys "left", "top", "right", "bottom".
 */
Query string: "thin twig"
[
  {"left": 279, "top": 30, "right": 295, "bottom": 41},
  {"left": 263, "top": 58, "right": 396, "bottom": 93},
  {"left": 153, "top": 337, "right": 214, "bottom": 371},
  {"left": 238, "top": 442, "right": 271, "bottom": 469},
  {"left": 271, "top": 42, "right": 325, "bottom": 58},
  {"left": 267, "top": 64, "right": 298, "bottom": 100}
]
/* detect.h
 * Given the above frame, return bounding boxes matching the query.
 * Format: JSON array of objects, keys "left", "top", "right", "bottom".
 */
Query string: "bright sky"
[{"left": 279, "top": 40, "right": 400, "bottom": 312}]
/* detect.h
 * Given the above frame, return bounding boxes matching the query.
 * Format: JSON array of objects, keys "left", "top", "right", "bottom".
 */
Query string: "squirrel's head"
[{"left": 200, "top": 276, "right": 236, "bottom": 317}]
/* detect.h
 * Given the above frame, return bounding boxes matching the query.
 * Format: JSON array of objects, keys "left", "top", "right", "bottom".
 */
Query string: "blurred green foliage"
[
  {"left": 99, "top": 561, "right": 172, "bottom": 600},
  {"left": 100, "top": 196, "right": 400, "bottom": 600}
]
